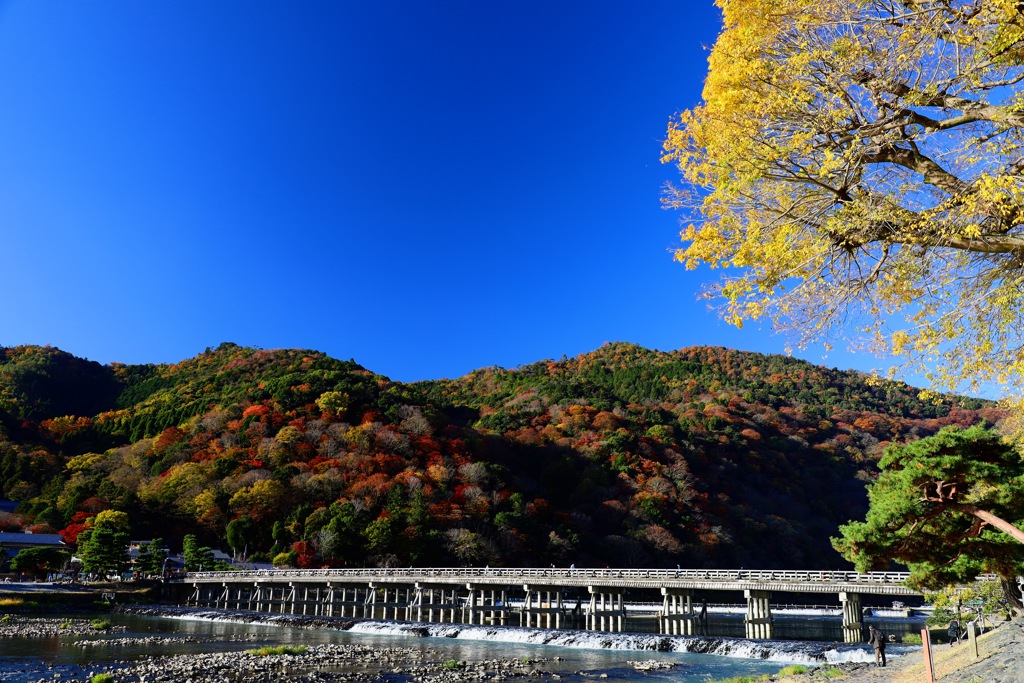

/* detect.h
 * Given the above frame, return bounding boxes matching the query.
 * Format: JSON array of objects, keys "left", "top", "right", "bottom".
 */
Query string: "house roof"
[{"left": 0, "top": 532, "right": 66, "bottom": 547}]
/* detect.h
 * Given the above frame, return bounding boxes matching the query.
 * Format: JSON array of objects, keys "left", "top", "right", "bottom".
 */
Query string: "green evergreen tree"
[
  {"left": 182, "top": 534, "right": 213, "bottom": 571},
  {"left": 79, "top": 526, "right": 129, "bottom": 578},
  {"left": 136, "top": 538, "right": 168, "bottom": 576},
  {"left": 11, "top": 547, "right": 69, "bottom": 580},
  {"left": 834, "top": 426, "right": 1024, "bottom": 608}
]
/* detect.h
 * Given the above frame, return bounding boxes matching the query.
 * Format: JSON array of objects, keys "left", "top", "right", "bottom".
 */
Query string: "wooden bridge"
[{"left": 175, "top": 567, "right": 926, "bottom": 642}]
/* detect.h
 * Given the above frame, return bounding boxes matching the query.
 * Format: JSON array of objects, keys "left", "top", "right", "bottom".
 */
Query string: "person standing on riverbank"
[{"left": 867, "top": 625, "right": 886, "bottom": 667}]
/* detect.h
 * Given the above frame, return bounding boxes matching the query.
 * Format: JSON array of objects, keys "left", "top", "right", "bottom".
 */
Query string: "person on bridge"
[{"left": 868, "top": 626, "right": 886, "bottom": 667}]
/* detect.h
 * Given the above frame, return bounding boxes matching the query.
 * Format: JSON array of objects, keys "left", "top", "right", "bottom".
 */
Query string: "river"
[{"left": 0, "top": 608, "right": 925, "bottom": 683}]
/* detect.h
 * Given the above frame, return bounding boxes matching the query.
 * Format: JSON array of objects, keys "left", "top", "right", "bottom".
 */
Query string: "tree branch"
[{"left": 916, "top": 498, "right": 1024, "bottom": 544}]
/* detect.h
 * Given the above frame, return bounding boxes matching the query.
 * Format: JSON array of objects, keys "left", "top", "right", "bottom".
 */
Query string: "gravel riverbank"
[
  {"left": 29, "top": 643, "right": 566, "bottom": 683},
  {"left": 0, "top": 616, "right": 127, "bottom": 638}
]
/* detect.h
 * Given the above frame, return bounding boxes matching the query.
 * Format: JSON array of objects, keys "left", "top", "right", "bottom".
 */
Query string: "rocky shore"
[
  {"left": 27, "top": 643, "right": 565, "bottom": 683},
  {"left": 73, "top": 635, "right": 207, "bottom": 647},
  {"left": 0, "top": 616, "right": 127, "bottom": 637}
]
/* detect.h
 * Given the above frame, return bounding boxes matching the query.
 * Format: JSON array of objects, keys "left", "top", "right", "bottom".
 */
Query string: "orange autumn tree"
[{"left": 663, "top": 0, "right": 1024, "bottom": 395}]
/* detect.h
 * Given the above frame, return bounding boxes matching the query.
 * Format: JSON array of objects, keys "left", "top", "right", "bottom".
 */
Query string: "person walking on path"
[
  {"left": 868, "top": 625, "right": 887, "bottom": 667},
  {"left": 948, "top": 617, "right": 962, "bottom": 646}
]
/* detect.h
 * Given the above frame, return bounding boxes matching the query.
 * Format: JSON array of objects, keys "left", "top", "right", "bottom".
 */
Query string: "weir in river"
[{"left": 172, "top": 567, "right": 927, "bottom": 643}]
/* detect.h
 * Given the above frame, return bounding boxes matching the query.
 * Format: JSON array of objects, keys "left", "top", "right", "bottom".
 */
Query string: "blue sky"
[{"left": 0, "top": 1, "right": 907, "bottom": 384}]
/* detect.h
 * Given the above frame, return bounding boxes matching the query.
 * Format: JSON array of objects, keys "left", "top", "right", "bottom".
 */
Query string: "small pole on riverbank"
[
  {"left": 921, "top": 628, "right": 935, "bottom": 683},
  {"left": 967, "top": 621, "right": 979, "bottom": 659}
]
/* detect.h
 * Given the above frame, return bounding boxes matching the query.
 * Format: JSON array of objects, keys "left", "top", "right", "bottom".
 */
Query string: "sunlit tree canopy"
[{"left": 664, "top": 0, "right": 1024, "bottom": 393}]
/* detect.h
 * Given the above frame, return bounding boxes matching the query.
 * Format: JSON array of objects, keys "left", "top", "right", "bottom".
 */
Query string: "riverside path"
[{"left": 175, "top": 567, "right": 929, "bottom": 642}]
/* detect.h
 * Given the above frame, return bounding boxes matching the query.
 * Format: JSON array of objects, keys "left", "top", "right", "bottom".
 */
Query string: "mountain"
[{"left": 0, "top": 342, "right": 1001, "bottom": 569}]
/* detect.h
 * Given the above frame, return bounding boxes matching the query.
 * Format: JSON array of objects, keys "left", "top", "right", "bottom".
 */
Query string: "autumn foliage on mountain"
[{"left": 0, "top": 342, "right": 1000, "bottom": 569}]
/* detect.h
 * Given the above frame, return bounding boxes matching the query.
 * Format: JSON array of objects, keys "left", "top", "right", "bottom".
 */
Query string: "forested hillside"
[{"left": 0, "top": 342, "right": 1001, "bottom": 569}]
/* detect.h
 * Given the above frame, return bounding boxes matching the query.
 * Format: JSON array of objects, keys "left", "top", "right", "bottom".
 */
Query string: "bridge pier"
[
  {"left": 744, "top": 590, "right": 773, "bottom": 639},
  {"left": 660, "top": 587, "right": 695, "bottom": 635},
  {"left": 443, "top": 587, "right": 458, "bottom": 622},
  {"left": 369, "top": 584, "right": 410, "bottom": 620},
  {"left": 839, "top": 592, "right": 863, "bottom": 643},
  {"left": 414, "top": 584, "right": 462, "bottom": 623},
  {"left": 340, "top": 586, "right": 362, "bottom": 618},
  {"left": 522, "top": 585, "right": 565, "bottom": 629},
  {"left": 588, "top": 586, "right": 624, "bottom": 632},
  {"left": 487, "top": 588, "right": 508, "bottom": 625}
]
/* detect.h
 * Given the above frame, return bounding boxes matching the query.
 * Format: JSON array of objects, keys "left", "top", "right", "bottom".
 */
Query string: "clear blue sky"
[{"left": 0, "top": 1, "right": 902, "bottom": 383}]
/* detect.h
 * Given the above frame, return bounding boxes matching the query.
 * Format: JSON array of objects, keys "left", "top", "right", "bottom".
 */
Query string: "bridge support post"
[
  {"left": 411, "top": 584, "right": 423, "bottom": 621},
  {"left": 465, "top": 584, "right": 477, "bottom": 624},
  {"left": 520, "top": 585, "right": 563, "bottom": 629},
  {"left": 370, "top": 581, "right": 382, "bottom": 618},
  {"left": 587, "top": 587, "right": 624, "bottom": 632},
  {"left": 660, "top": 588, "right": 694, "bottom": 635},
  {"left": 323, "top": 584, "right": 334, "bottom": 617},
  {"left": 744, "top": 590, "right": 773, "bottom": 639},
  {"left": 839, "top": 592, "right": 863, "bottom": 643}
]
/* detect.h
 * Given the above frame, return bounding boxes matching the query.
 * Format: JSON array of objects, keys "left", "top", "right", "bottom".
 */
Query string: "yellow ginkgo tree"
[{"left": 664, "top": 0, "right": 1024, "bottom": 395}]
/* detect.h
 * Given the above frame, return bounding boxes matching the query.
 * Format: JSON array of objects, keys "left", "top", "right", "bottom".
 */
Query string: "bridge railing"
[{"left": 181, "top": 567, "right": 919, "bottom": 585}]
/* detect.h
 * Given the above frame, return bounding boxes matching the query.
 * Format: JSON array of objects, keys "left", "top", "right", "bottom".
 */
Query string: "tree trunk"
[{"left": 999, "top": 577, "right": 1024, "bottom": 617}]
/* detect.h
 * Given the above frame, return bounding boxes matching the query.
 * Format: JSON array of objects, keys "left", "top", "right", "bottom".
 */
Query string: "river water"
[{"left": 0, "top": 609, "right": 925, "bottom": 683}]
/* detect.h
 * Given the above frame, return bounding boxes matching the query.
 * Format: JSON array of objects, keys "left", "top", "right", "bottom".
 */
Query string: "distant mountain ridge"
[{"left": 0, "top": 342, "right": 1001, "bottom": 570}]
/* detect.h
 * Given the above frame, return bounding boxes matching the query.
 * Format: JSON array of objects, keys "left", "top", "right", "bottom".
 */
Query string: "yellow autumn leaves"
[{"left": 665, "top": 0, "right": 1024, "bottom": 396}]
